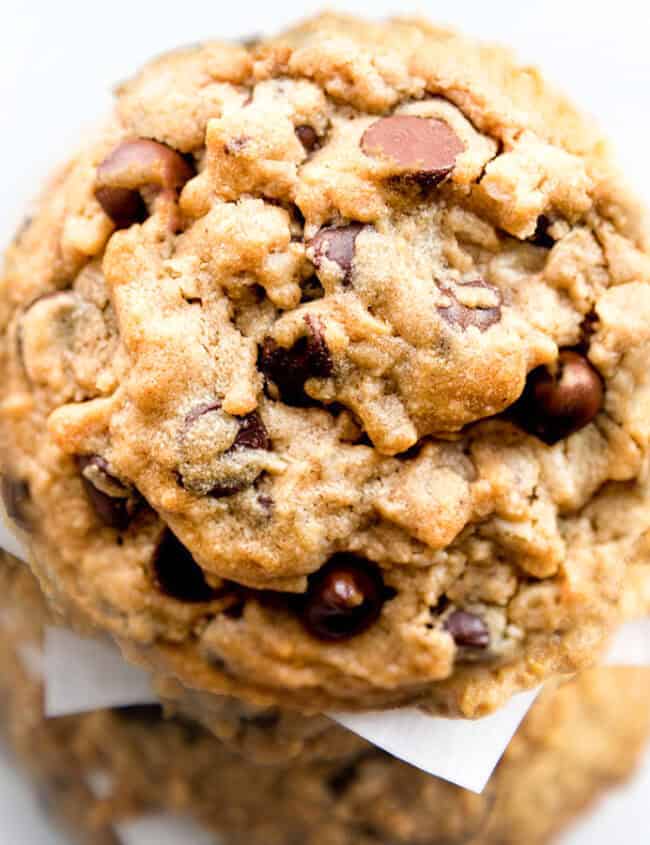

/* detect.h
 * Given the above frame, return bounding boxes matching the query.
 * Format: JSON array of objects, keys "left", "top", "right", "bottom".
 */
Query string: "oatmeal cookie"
[
  {"left": 2, "top": 14, "right": 650, "bottom": 715},
  {"left": 0, "top": 555, "right": 648, "bottom": 845}
]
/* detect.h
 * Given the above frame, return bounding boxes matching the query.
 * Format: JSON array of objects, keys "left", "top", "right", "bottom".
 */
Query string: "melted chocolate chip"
[
  {"left": 95, "top": 139, "right": 194, "bottom": 228},
  {"left": 231, "top": 411, "right": 271, "bottom": 451},
  {"left": 530, "top": 215, "right": 555, "bottom": 248},
  {"left": 437, "top": 279, "right": 502, "bottom": 332},
  {"left": 260, "top": 316, "right": 333, "bottom": 407},
  {"left": 512, "top": 350, "right": 604, "bottom": 445},
  {"left": 76, "top": 455, "right": 138, "bottom": 531},
  {"left": 153, "top": 530, "right": 218, "bottom": 603},
  {"left": 300, "top": 554, "right": 388, "bottom": 641},
  {"left": 295, "top": 125, "right": 320, "bottom": 152},
  {"left": 361, "top": 115, "right": 464, "bottom": 184},
  {"left": 1, "top": 476, "right": 31, "bottom": 530},
  {"left": 445, "top": 610, "right": 489, "bottom": 648},
  {"left": 310, "top": 224, "right": 364, "bottom": 284}
]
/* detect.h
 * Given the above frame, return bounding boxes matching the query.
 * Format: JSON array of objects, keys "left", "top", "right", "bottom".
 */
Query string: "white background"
[{"left": 0, "top": 1, "right": 649, "bottom": 842}]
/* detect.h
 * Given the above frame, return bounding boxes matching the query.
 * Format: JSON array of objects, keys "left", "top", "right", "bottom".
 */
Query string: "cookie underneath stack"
[{"left": 0, "top": 552, "right": 648, "bottom": 845}]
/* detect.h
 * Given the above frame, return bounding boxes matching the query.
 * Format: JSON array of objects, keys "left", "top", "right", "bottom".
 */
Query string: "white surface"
[
  {"left": 44, "top": 627, "right": 156, "bottom": 716},
  {"left": 0, "top": 0, "right": 649, "bottom": 842}
]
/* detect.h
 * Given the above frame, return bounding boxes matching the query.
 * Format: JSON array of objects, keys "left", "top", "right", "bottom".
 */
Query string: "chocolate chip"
[
  {"left": 300, "top": 554, "right": 388, "bottom": 641},
  {"left": 231, "top": 411, "right": 270, "bottom": 451},
  {"left": 260, "top": 316, "right": 333, "bottom": 407},
  {"left": 76, "top": 455, "right": 138, "bottom": 531},
  {"left": 95, "top": 139, "right": 194, "bottom": 228},
  {"left": 529, "top": 215, "right": 555, "bottom": 248},
  {"left": 1, "top": 476, "right": 31, "bottom": 530},
  {"left": 437, "top": 278, "right": 502, "bottom": 332},
  {"left": 361, "top": 115, "right": 464, "bottom": 184},
  {"left": 310, "top": 224, "right": 364, "bottom": 284},
  {"left": 179, "top": 403, "right": 270, "bottom": 497},
  {"left": 295, "top": 125, "right": 320, "bottom": 152},
  {"left": 445, "top": 610, "right": 489, "bottom": 648},
  {"left": 153, "top": 530, "right": 218, "bottom": 603},
  {"left": 94, "top": 186, "right": 147, "bottom": 230},
  {"left": 512, "top": 350, "right": 604, "bottom": 445}
]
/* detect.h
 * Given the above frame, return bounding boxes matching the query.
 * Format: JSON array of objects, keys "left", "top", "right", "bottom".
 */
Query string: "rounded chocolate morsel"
[
  {"left": 437, "top": 278, "right": 502, "bottom": 332},
  {"left": 361, "top": 115, "right": 464, "bottom": 183},
  {"left": 301, "top": 554, "right": 388, "bottom": 641},
  {"left": 76, "top": 455, "right": 138, "bottom": 531},
  {"left": 295, "top": 124, "right": 320, "bottom": 152},
  {"left": 260, "top": 316, "right": 333, "bottom": 407},
  {"left": 445, "top": 610, "right": 490, "bottom": 648},
  {"left": 153, "top": 530, "right": 218, "bottom": 603},
  {"left": 95, "top": 138, "right": 194, "bottom": 228},
  {"left": 94, "top": 186, "right": 147, "bottom": 230},
  {"left": 1, "top": 475, "right": 31, "bottom": 530},
  {"left": 310, "top": 224, "right": 364, "bottom": 284},
  {"left": 513, "top": 350, "right": 604, "bottom": 445}
]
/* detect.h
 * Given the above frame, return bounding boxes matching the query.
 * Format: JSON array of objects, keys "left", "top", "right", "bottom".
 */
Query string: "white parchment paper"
[
  {"left": 44, "top": 628, "right": 156, "bottom": 716},
  {"left": 42, "top": 620, "right": 650, "bottom": 793},
  {"left": 116, "top": 815, "right": 218, "bottom": 845},
  {"left": 0, "top": 506, "right": 28, "bottom": 562}
]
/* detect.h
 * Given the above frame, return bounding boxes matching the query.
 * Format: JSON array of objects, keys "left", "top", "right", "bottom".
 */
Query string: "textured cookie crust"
[
  {"left": 2, "top": 13, "right": 650, "bottom": 715},
  {"left": 0, "top": 556, "right": 649, "bottom": 845}
]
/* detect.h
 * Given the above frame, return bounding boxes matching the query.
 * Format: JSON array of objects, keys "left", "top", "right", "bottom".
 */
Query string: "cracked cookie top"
[{"left": 1, "top": 13, "right": 650, "bottom": 715}]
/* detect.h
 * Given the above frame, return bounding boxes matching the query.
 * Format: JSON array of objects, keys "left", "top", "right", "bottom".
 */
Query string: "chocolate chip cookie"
[
  {"left": 0, "top": 554, "right": 648, "bottom": 845},
  {"left": 2, "top": 13, "right": 650, "bottom": 716}
]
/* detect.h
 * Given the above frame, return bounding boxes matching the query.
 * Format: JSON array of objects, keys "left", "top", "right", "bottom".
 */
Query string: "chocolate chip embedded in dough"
[
  {"left": 529, "top": 215, "right": 555, "bottom": 248},
  {"left": 231, "top": 411, "right": 271, "bottom": 452},
  {"left": 1, "top": 476, "right": 31, "bottom": 531},
  {"left": 95, "top": 139, "right": 194, "bottom": 228},
  {"left": 94, "top": 186, "right": 147, "bottom": 230},
  {"left": 445, "top": 610, "right": 490, "bottom": 648},
  {"left": 153, "top": 530, "right": 218, "bottom": 603},
  {"left": 77, "top": 455, "right": 139, "bottom": 531},
  {"left": 512, "top": 350, "right": 604, "bottom": 445},
  {"left": 295, "top": 125, "right": 320, "bottom": 153},
  {"left": 310, "top": 224, "right": 365, "bottom": 285},
  {"left": 361, "top": 115, "right": 464, "bottom": 184},
  {"left": 179, "top": 403, "right": 270, "bottom": 498},
  {"left": 437, "top": 278, "right": 502, "bottom": 332},
  {"left": 300, "top": 554, "right": 388, "bottom": 641},
  {"left": 260, "top": 316, "right": 333, "bottom": 407}
]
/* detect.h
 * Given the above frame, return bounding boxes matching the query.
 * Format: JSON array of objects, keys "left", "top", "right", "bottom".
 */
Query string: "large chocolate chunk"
[
  {"left": 260, "top": 316, "right": 333, "bottom": 407},
  {"left": 361, "top": 115, "right": 464, "bottom": 185}
]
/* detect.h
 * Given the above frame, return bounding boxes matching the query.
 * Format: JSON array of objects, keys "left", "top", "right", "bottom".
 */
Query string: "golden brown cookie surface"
[{"left": 2, "top": 14, "right": 650, "bottom": 714}]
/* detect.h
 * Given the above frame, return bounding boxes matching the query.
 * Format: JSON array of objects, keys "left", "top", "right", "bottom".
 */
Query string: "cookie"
[
  {"left": 3, "top": 13, "right": 650, "bottom": 716},
  {"left": 0, "top": 554, "right": 648, "bottom": 845}
]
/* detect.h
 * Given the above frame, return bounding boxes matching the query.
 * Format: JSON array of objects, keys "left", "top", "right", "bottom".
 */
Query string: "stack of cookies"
[{"left": 0, "top": 13, "right": 648, "bottom": 844}]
